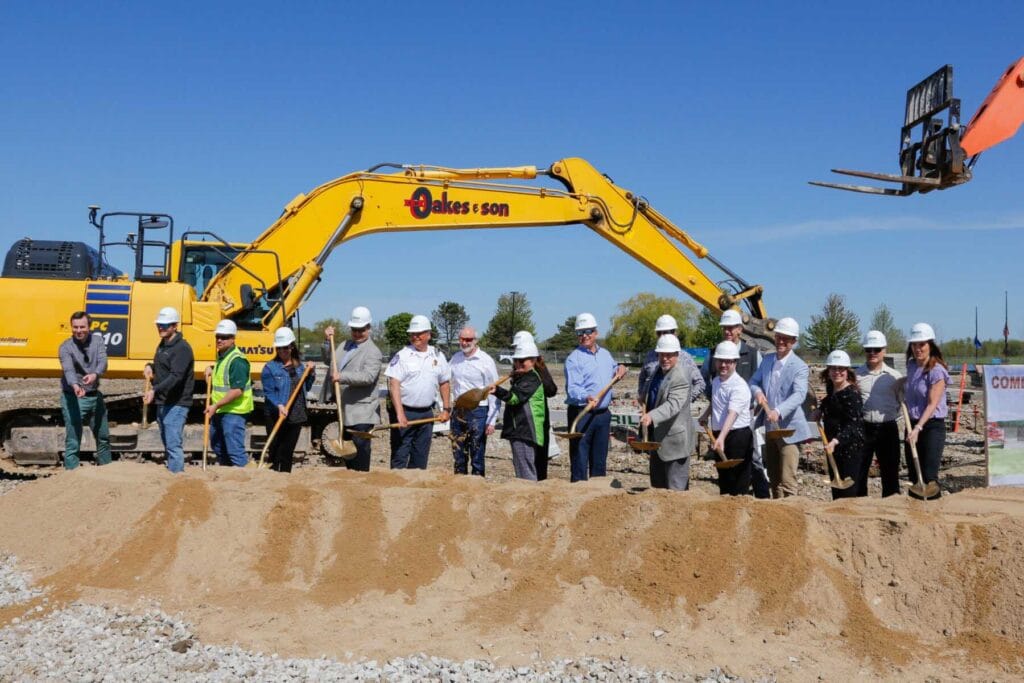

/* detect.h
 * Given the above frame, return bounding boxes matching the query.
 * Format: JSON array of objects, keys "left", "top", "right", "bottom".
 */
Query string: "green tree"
[
  {"left": 866, "top": 304, "right": 906, "bottom": 351},
  {"left": 542, "top": 316, "right": 580, "bottom": 350},
  {"left": 431, "top": 301, "right": 469, "bottom": 354},
  {"left": 691, "top": 308, "right": 723, "bottom": 350},
  {"left": 482, "top": 291, "right": 535, "bottom": 348},
  {"left": 802, "top": 293, "right": 860, "bottom": 355},
  {"left": 383, "top": 312, "right": 413, "bottom": 351},
  {"left": 294, "top": 317, "right": 344, "bottom": 360},
  {"left": 604, "top": 293, "right": 698, "bottom": 354}
]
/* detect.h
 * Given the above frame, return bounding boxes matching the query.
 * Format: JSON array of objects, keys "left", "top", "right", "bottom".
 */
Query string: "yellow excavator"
[{"left": 0, "top": 158, "right": 772, "bottom": 464}]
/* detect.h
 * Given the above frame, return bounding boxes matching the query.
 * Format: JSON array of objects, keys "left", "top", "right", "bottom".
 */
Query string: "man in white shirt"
[
  {"left": 385, "top": 315, "right": 451, "bottom": 469},
  {"left": 449, "top": 326, "right": 499, "bottom": 476},
  {"left": 855, "top": 330, "right": 904, "bottom": 497}
]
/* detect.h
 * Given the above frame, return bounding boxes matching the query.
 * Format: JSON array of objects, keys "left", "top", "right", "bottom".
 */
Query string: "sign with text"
[{"left": 984, "top": 365, "right": 1024, "bottom": 486}]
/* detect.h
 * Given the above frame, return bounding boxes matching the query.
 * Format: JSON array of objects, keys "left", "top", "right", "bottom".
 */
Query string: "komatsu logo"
[{"left": 403, "top": 187, "right": 509, "bottom": 219}]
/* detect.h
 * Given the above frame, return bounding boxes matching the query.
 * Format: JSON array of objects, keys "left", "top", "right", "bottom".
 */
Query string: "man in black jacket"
[{"left": 143, "top": 307, "right": 195, "bottom": 472}]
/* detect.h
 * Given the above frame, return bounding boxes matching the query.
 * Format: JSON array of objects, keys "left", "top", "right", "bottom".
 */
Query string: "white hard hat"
[
  {"left": 407, "top": 314, "right": 431, "bottom": 333},
  {"left": 214, "top": 319, "right": 237, "bottom": 336},
  {"left": 348, "top": 306, "right": 372, "bottom": 328},
  {"left": 512, "top": 341, "right": 540, "bottom": 359},
  {"left": 862, "top": 330, "right": 887, "bottom": 348},
  {"left": 654, "top": 334, "right": 681, "bottom": 354},
  {"left": 273, "top": 327, "right": 296, "bottom": 347},
  {"left": 575, "top": 312, "right": 598, "bottom": 331},
  {"left": 154, "top": 307, "right": 180, "bottom": 325},
  {"left": 719, "top": 309, "right": 743, "bottom": 327},
  {"left": 713, "top": 340, "right": 740, "bottom": 360},
  {"left": 908, "top": 322, "right": 935, "bottom": 343},
  {"left": 654, "top": 314, "right": 677, "bottom": 332},
  {"left": 774, "top": 317, "right": 799, "bottom": 338},
  {"left": 513, "top": 330, "right": 535, "bottom": 346},
  {"left": 825, "top": 349, "right": 851, "bottom": 367}
]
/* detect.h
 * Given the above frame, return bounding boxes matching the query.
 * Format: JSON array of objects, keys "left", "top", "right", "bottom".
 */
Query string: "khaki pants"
[{"left": 763, "top": 437, "right": 800, "bottom": 498}]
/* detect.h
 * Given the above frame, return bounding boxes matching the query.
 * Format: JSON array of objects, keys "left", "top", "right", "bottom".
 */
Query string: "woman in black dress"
[{"left": 819, "top": 349, "right": 867, "bottom": 500}]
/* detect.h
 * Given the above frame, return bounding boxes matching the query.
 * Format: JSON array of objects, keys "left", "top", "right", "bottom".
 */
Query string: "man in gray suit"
[
  {"left": 639, "top": 334, "right": 696, "bottom": 490},
  {"left": 749, "top": 316, "right": 815, "bottom": 498},
  {"left": 324, "top": 306, "right": 383, "bottom": 471}
]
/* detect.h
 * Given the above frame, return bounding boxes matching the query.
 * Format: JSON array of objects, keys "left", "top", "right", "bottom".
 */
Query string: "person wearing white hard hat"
[
  {"left": 204, "top": 318, "right": 253, "bottom": 467},
  {"left": 855, "top": 330, "right": 904, "bottom": 497},
  {"left": 514, "top": 330, "right": 559, "bottom": 479},
  {"left": 699, "top": 340, "right": 754, "bottom": 495},
  {"left": 493, "top": 340, "right": 550, "bottom": 480},
  {"left": 699, "top": 309, "right": 768, "bottom": 497},
  {"left": 565, "top": 312, "right": 628, "bottom": 482},
  {"left": 749, "top": 316, "right": 814, "bottom": 498},
  {"left": 323, "top": 306, "right": 383, "bottom": 471},
  {"left": 385, "top": 314, "right": 451, "bottom": 469},
  {"left": 143, "top": 307, "right": 194, "bottom": 472},
  {"left": 819, "top": 350, "right": 867, "bottom": 500},
  {"left": 261, "top": 328, "right": 315, "bottom": 473},
  {"left": 449, "top": 326, "right": 499, "bottom": 477},
  {"left": 903, "top": 322, "right": 949, "bottom": 499},
  {"left": 57, "top": 310, "right": 111, "bottom": 470},
  {"left": 639, "top": 334, "right": 696, "bottom": 490},
  {"left": 638, "top": 314, "right": 705, "bottom": 404}
]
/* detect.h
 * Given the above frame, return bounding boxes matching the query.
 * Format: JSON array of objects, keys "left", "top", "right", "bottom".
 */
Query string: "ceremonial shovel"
[
  {"left": 704, "top": 424, "right": 743, "bottom": 469},
  {"left": 201, "top": 367, "right": 212, "bottom": 471},
  {"left": 141, "top": 376, "right": 151, "bottom": 429},
  {"left": 454, "top": 374, "right": 511, "bottom": 411},
  {"left": 555, "top": 374, "right": 623, "bottom": 440},
  {"left": 816, "top": 423, "right": 854, "bottom": 490},
  {"left": 629, "top": 404, "right": 660, "bottom": 452},
  {"left": 258, "top": 364, "right": 314, "bottom": 469},
  {"left": 326, "top": 338, "right": 358, "bottom": 459},
  {"left": 348, "top": 416, "right": 445, "bottom": 439},
  {"left": 900, "top": 402, "right": 940, "bottom": 500}
]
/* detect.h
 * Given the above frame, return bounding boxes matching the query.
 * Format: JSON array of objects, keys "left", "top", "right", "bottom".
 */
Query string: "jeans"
[
  {"left": 862, "top": 421, "right": 901, "bottom": 497},
  {"left": 342, "top": 424, "right": 373, "bottom": 472},
  {"left": 567, "top": 406, "right": 611, "bottom": 483},
  {"left": 158, "top": 404, "right": 189, "bottom": 473},
  {"left": 211, "top": 412, "right": 249, "bottom": 467},
  {"left": 389, "top": 406, "right": 434, "bottom": 470},
  {"left": 61, "top": 391, "right": 111, "bottom": 470},
  {"left": 451, "top": 405, "right": 488, "bottom": 476}
]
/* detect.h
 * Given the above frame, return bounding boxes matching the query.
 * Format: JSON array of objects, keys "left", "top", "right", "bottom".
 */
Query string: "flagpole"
[
  {"left": 975, "top": 306, "right": 979, "bottom": 360},
  {"left": 1006, "top": 291, "right": 1011, "bottom": 357}
]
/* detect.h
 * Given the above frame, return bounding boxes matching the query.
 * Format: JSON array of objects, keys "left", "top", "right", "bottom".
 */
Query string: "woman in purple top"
[{"left": 903, "top": 322, "right": 949, "bottom": 499}]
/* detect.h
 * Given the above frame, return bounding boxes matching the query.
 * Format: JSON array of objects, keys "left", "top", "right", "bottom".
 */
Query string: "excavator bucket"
[
  {"left": 960, "top": 57, "right": 1024, "bottom": 156},
  {"left": 811, "top": 59, "right": 1024, "bottom": 196}
]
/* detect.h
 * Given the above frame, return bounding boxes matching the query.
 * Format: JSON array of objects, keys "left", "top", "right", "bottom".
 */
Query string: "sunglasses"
[
  {"left": 215, "top": 335, "right": 233, "bottom": 341},
  {"left": 576, "top": 328, "right": 597, "bottom": 336},
  {"left": 864, "top": 348, "right": 883, "bottom": 354},
  {"left": 156, "top": 323, "right": 172, "bottom": 330},
  {"left": 459, "top": 337, "right": 476, "bottom": 342},
  {"left": 350, "top": 326, "right": 370, "bottom": 333}
]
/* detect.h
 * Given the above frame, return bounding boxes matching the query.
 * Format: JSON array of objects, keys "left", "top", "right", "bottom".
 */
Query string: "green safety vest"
[{"left": 211, "top": 346, "right": 253, "bottom": 414}]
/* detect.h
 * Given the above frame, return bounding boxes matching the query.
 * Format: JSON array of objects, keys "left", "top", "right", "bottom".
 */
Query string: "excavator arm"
[
  {"left": 810, "top": 57, "right": 1024, "bottom": 196},
  {"left": 202, "top": 157, "right": 772, "bottom": 339}
]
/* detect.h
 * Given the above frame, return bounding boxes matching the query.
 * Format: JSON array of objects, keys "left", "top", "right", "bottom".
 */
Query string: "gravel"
[{"left": 0, "top": 557, "right": 770, "bottom": 682}]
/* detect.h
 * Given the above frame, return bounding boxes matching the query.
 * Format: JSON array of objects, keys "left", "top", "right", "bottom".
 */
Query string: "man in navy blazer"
[{"left": 749, "top": 317, "right": 815, "bottom": 498}]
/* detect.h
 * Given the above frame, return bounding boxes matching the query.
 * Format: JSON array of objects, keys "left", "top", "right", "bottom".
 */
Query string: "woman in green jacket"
[{"left": 493, "top": 341, "right": 548, "bottom": 481}]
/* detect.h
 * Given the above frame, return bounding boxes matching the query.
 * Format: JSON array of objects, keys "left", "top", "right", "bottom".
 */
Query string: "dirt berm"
[{"left": 1, "top": 464, "right": 1023, "bottom": 680}]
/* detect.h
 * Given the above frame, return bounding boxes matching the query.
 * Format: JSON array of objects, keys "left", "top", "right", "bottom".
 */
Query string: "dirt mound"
[{"left": 2, "top": 464, "right": 1024, "bottom": 680}]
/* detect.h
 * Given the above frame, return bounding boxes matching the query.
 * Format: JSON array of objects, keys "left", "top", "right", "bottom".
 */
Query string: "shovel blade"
[
  {"left": 329, "top": 439, "right": 359, "bottom": 459},
  {"left": 830, "top": 476, "right": 855, "bottom": 490},
  {"left": 454, "top": 390, "right": 486, "bottom": 411},
  {"left": 766, "top": 428, "right": 796, "bottom": 439},
  {"left": 714, "top": 459, "right": 744, "bottom": 470},
  {"left": 630, "top": 441, "right": 660, "bottom": 452},
  {"left": 909, "top": 481, "right": 941, "bottom": 500},
  {"left": 554, "top": 432, "right": 583, "bottom": 440}
]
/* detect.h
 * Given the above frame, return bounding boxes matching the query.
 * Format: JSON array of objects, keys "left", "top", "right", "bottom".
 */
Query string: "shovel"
[
  {"left": 326, "top": 337, "right": 358, "bottom": 459},
  {"left": 454, "top": 374, "right": 511, "bottom": 411},
  {"left": 258, "top": 364, "right": 314, "bottom": 469},
  {"left": 142, "top": 376, "right": 151, "bottom": 429},
  {"left": 556, "top": 374, "right": 623, "bottom": 440},
  {"left": 201, "top": 366, "right": 212, "bottom": 472},
  {"left": 630, "top": 404, "right": 660, "bottom": 452},
  {"left": 704, "top": 424, "right": 743, "bottom": 470},
  {"left": 757, "top": 402, "right": 795, "bottom": 439},
  {"left": 900, "top": 402, "right": 941, "bottom": 500},
  {"left": 348, "top": 415, "right": 444, "bottom": 439},
  {"left": 816, "top": 423, "right": 854, "bottom": 490}
]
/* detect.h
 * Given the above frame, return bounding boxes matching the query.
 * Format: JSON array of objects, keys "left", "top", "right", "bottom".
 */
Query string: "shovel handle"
[
  {"left": 569, "top": 373, "right": 623, "bottom": 434},
  {"left": 900, "top": 402, "right": 928, "bottom": 490},
  {"left": 258, "top": 364, "right": 313, "bottom": 469},
  {"left": 377, "top": 415, "right": 444, "bottom": 432},
  {"left": 202, "top": 366, "right": 213, "bottom": 472}
]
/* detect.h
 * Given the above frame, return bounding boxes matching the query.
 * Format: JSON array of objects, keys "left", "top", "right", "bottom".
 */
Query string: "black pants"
[
  {"left": 905, "top": 418, "right": 944, "bottom": 498},
  {"left": 268, "top": 419, "right": 303, "bottom": 473},
  {"left": 830, "top": 440, "right": 866, "bottom": 500},
  {"left": 714, "top": 428, "right": 752, "bottom": 496},
  {"left": 342, "top": 423, "right": 373, "bottom": 472},
  {"left": 862, "top": 421, "right": 901, "bottom": 497}
]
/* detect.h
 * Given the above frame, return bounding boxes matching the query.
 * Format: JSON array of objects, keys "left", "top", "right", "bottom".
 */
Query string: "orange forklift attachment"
[{"left": 811, "top": 58, "right": 1024, "bottom": 196}]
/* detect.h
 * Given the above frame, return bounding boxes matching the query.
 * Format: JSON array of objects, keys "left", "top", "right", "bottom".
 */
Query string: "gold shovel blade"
[
  {"left": 765, "top": 428, "right": 795, "bottom": 439},
  {"left": 554, "top": 431, "right": 583, "bottom": 440},
  {"left": 830, "top": 476, "right": 855, "bottom": 490},
  {"left": 630, "top": 441, "right": 660, "bottom": 452},
  {"left": 714, "top": 459, "right": 744, "bottom": 470}
]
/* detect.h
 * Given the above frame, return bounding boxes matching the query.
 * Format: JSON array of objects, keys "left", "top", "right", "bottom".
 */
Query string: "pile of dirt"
[{"left": 2, "top": 463, "right": 1023, "bottom": 680}]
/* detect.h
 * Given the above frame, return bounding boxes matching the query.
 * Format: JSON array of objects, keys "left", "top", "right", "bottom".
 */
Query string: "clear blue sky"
[{"left": 1, "top": 1, "right": 1021, "bottom": 344}]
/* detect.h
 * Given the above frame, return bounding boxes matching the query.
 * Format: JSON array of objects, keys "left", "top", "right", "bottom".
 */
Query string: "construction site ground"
[{"left": 0, "top": 369, "right": 1018, "bottom": 681}]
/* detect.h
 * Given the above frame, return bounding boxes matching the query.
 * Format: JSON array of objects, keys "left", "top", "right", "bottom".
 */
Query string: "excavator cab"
[{"left": 811, "top": 57, "right": 1024, "bottom": 196}]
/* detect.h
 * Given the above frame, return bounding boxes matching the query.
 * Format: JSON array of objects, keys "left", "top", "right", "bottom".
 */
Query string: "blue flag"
[{"left": 974, "top": 336, "right": 983, "bottom": 349}]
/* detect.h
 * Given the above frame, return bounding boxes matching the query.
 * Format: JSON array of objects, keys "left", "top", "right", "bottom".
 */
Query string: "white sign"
[{"left": 984, "top": 365, "right": 1024, "bottom": 486}]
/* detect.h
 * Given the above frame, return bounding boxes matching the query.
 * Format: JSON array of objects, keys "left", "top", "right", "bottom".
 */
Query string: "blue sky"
[{"left": 1, "top": 1, "right": 1021, "bottom": 344}]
